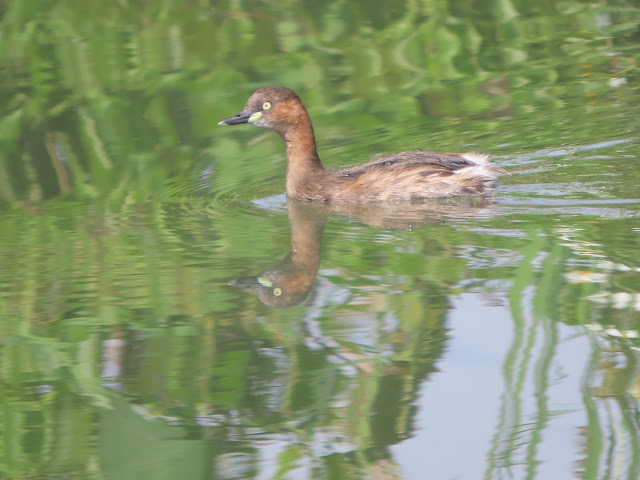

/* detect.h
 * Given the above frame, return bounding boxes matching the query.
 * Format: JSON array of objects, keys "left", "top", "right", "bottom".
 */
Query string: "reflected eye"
[
  {"left": 273, "top": 287, "right": 282, "bottom": 297},
  {"left": 262, "top": 101, "right": 271, "bottom": 110}
]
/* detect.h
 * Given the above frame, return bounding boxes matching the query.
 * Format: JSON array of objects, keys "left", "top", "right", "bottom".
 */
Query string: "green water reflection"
[{"left": 1, "top": 1, "right": 639, "bottom": 479}]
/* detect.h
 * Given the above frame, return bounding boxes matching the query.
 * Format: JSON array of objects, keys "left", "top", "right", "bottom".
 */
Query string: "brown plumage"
[{"left": 219, "top": 86, "right": 505, "bottom": 203}]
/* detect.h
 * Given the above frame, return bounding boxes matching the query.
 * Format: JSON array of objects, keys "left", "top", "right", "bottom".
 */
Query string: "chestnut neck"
[
  {"left": 287, "top": 200, "right": 326, "bottom": 274},
  {"left": 275, "top": 101, "right": 324, "bottom": 197}
]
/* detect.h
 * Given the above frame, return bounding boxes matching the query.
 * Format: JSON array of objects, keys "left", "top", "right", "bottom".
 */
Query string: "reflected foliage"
[{"left": 0, "top": 0, "right": 638, "bottom": 203}]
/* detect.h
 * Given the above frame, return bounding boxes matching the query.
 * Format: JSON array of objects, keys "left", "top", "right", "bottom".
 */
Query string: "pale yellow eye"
[
  {"left": 273, "top": 287, "right": 282, "bottom": 297},
  {"left": 262, "top": 101, "right": 271, "bottom": 110}
]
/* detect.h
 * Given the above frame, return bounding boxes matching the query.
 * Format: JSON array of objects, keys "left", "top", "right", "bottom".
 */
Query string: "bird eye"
[
  {"left": 273, "top": 287, "right": 282, "bottom": 297},
  {"left": 262, "top": 101, "right": 271, "bottom": 110}
]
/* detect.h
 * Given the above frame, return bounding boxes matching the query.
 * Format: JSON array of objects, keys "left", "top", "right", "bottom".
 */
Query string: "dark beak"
[
  {"left": 218, "top": 110, "right": 252, "bottom": 126},
  {"left": 228, "top": 276, "right": 262, "bottom": 289}
]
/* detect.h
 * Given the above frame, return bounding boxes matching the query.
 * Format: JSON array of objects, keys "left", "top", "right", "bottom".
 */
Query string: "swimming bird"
[{"left": 219, "top": 86, "right": 504, "bottom": 202}]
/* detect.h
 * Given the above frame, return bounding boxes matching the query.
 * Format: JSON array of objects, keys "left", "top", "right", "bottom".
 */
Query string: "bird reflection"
[
  {"left": 229, "top": 199, "right": 327, "bottom": 308},
  {"left": 230, "top": 196, "right": 496, "bottom": 308}
]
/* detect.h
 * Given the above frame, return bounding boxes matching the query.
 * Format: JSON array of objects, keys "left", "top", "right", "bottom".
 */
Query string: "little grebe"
[{"left": 219, "top": 86, "right": 504, "bottom": 202}]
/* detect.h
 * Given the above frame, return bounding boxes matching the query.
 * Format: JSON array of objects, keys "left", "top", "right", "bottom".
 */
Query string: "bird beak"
[
  {"left": 218, "top": 110, "right": 253, "bottom": 126},
  {"left": 228, "top": 276, "right": 263, "bottom": 290}
]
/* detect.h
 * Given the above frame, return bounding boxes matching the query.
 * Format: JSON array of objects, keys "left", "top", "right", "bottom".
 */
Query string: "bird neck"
[
  {"left": 286, "top": 199, "right": 326, "bottom": 283},
  {"left": 278, "top": 105, "right": 324, "bottom": 198}
]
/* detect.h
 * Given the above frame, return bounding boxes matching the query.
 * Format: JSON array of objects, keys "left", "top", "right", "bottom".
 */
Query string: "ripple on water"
[
  {"left": 167, "top": 135, "right": 639, "bottom": 225},
  {"left": 496, "top": 137, "right": 640, "bottom": 218},
  {"left": 167, "top": 167, "right": 285, "bottom": 218},
  {"left": 499, "top": 138, "right": 633, "bottom": 166}
]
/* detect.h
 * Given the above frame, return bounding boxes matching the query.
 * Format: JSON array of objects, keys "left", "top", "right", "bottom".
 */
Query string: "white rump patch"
[
  {"left": 454, "top": 152, "right": 499, "bottom": 180},
  {"left": 461, "top": 152, "right": 491, "bottom": 165}
]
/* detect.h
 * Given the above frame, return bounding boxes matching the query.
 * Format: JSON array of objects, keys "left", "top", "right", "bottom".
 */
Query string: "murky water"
[{"left": 0, "top": 1, "right": 639, "bottom": 479}]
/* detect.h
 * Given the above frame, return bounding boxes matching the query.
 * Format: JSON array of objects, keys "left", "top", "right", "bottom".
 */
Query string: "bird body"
[{"left": 219, "top": 86, "right": 504, "bottom": 202}]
